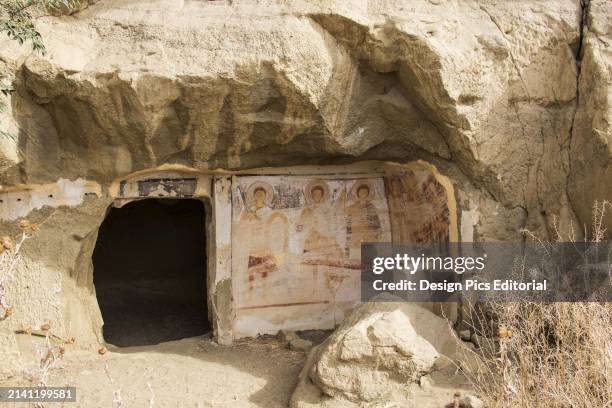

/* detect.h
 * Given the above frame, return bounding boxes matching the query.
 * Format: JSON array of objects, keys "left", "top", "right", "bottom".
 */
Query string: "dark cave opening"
[{"left": 93, "top": 198, "right": 209, "bottom": 347}]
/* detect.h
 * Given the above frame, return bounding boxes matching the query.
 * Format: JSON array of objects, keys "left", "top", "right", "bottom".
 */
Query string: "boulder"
[
  {"left": 0, "top": 0, "right": 601, "bottom": 243},
  {"left": 568, "top": 0, "right": 612, "bottom": 233},
  {"left": 291, "top": 300, "right": 466, "bottom": 406}
]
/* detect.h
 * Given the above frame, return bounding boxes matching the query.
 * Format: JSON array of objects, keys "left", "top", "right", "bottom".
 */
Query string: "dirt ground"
[
  {"left": 1, "top": 331, "right": 475, "bottom": 408},
  {"left": 1, "top": 335, "right": 306, "bottom": 408}
]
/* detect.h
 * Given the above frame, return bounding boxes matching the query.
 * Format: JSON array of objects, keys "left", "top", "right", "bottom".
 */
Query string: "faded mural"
[
  {"left": 117, "top": 177, "right": 199, "bottom": 198},
  {"left": 231, "top": 176, "right": 391, "bottom": 336},
  {"left": 231, "top": 170, "right": 451, "bottom": 336},
  {"left": 385, "top": 170, "right": 450, "bottom": 243}
]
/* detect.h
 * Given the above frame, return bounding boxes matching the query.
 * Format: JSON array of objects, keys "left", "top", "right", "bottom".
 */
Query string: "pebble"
[{"left": 461, "top": 394, "right": 484, "bottom": 408}]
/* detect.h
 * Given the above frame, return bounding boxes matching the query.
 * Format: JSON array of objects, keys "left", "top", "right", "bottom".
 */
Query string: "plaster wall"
[{"left": 0, "top": 161, "right": 456, "bottom": 346}]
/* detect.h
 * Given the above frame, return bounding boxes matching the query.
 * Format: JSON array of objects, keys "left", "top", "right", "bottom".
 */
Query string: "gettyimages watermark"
[{"left": 361, "top": 242, "right": 612, "bottom": 302}]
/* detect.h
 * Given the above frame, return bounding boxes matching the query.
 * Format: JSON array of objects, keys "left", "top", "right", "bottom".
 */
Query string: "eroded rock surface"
[
  {"left": 0, "top": 0, "right": 608, "bottom": 396},
  {"left": 291, "top": 300, "right": 468, "bottom": 407},
  {"left": 0, "top": 327, "right": 20, "bottom": 378},
  {"left": 568, "top": 0, "right": 612, "bottom": 233},
  {"left": 0, "top": 0, "right": 608, "bottom": 239}
]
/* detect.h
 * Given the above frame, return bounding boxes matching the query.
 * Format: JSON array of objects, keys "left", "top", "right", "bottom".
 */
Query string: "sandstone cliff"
[{"left": 0, "top": 0, "right": 609, "bottom": 239}]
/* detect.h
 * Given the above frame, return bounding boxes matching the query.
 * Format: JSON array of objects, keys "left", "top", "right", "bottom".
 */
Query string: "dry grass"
[
  {"left": 463, "top": 301, "right": 612, "bottom": 407},
  {"left": 458, "top": 201, "right": 612, "bottom": 408}
]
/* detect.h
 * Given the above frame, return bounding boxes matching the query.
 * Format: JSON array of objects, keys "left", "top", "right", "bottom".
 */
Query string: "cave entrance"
[{"left": 92, "top": 198, "right": 209, "bottom": 347}]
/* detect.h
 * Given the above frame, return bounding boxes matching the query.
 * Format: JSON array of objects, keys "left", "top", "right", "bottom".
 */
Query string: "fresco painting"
[
  {"left": 237, "top": 181, "right": 288, "bottom": 293},
  {"left": 231, "top": 170, "right": 450, "bottom": 336},
  {"left": 231, "top": 176, "right": 391, "bottom": 336},
  {"left": 345, "top": 180, "right": 386, "bottom": 259},
  {"left": 385, "top": 170, "right": 451, "bottom": 243}
]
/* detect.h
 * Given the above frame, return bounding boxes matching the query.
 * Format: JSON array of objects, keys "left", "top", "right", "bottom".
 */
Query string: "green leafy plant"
[
  {"left": 0, "top": 80, "right": 13, "bottom": 111},
  {"left": 0, "top": 0, "right": 75, "bottom": 112},
  {"left": 1, "top": 0, "right": 76, "bottom": 53}
]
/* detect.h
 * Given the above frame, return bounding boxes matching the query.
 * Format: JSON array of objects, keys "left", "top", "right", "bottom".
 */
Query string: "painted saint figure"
[
  {"left": 345, "top": 182, "right": 382, "bottom": 259},
  {"left": 239, "top": 182, "right": 288, "bottom": 290},
  {"left": 297, "top": 181, "right": 344, "bottom": 262},
  {"left": 386, "top": 176, "right": 413, "bottom": 243},
  {"left": 417, "top": 174, "right": 450, "bottom": 242},
  {"left": 384, "top": 172, "right": 450, "bottom": 243}
]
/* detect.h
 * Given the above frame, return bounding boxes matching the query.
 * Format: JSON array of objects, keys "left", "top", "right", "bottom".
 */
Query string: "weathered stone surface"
[
  {"left": 0, "top": 197, "right": 111, "bottom": 348},
  {"left": 47, "top": 0, "right": 99, "bottom": 16},
  {"left": 291, "top": 300, "right": 464, "bottom": 406},
  {"left": 289, "top": 338, "right": 313, "bottom": 352},
  {"left": 568, "top": 0, "right": 612, "bottom": 233},
  {"left": 0, "top": 0, "right": 608, "bottom": 375},
  {"left": 0, "top": 0, "right": 606, "bottom": 241},
  {"left": 278, "top": 329, "right": 299, "bottom": 343},
  {"left": 0, "top": 326, "right": 21, "bottom": 379}
]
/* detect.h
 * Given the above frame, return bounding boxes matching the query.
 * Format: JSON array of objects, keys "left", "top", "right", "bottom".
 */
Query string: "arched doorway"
[{"left": 93, "top": 198, "right": 209, "bottom": 346}]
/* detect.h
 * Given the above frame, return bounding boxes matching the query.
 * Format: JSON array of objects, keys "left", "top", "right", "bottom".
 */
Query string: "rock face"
[
  {"left": 0, "top": 0, "right": 609, "bottom": 378},
  {"left": 291, "top": 300, "right": 464, "bottom": 406},
  {"left": 568, "top": 0, "right": 612, "bottom": 233},
  {"left": 0, "top": 327, "right": 21, "bottom": 378},
  {"left": 0, "top": 0, "right": 608, "bottom": 239},
  {"left": 0, "top": 198, "right": 111, "bottom": 349}
]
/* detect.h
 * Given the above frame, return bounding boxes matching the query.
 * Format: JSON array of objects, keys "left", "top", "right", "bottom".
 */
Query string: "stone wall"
[
  {"left": 0, "top": 161, "right": 455, "bottom": 347},
  {"left": 0, "top": 0, "right": 608, "bottom": 240},
  {"left": 230, "top": 163, "right": 454, "bottom": 337},
  {"left": 0, "top": 0, "right": 609, "bottom": 359}
]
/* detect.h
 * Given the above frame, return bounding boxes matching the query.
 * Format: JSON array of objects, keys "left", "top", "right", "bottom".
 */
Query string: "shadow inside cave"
[{"left": 92, "top": 198, "right": 210, "bottom": 347}]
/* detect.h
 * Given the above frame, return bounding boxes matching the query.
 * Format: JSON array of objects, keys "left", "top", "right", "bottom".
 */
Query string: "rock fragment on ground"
[
  {"left": 291, "top": 299, "right": 471, "bottom": 407},
  {"left": 461, "top": 394, "right": 485, "bottom": 408},
  {"left": 459, "top": 330, "right": 471, "bottom": 342}
]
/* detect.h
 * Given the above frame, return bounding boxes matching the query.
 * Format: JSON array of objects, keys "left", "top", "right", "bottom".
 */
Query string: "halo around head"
[
  {"left": 350, "top": 180, "right": 375, "bottom": 202},
  {"left": 304, "top": 180, "right": 331, "bottom": 205},
  {"left": 245, "top": 181, "right": 274, "bottom": 209},
  {"left": 386, "top": 176, "right": 406, "bottom": 194}
]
